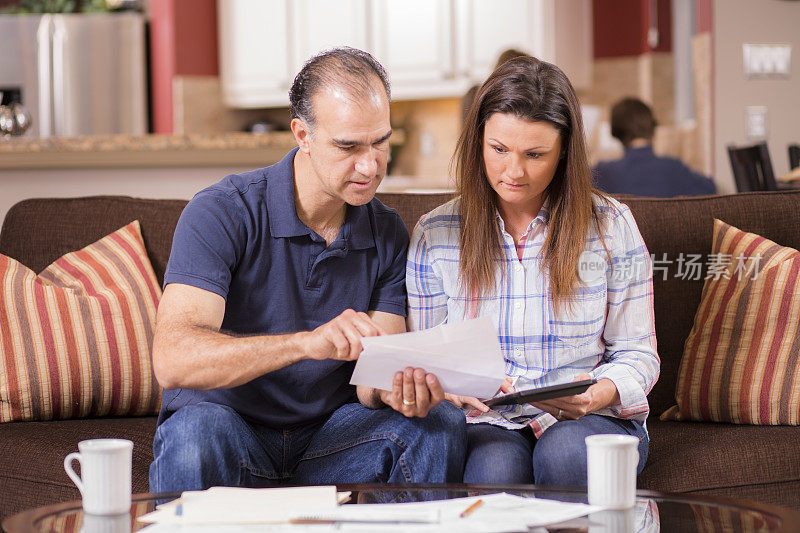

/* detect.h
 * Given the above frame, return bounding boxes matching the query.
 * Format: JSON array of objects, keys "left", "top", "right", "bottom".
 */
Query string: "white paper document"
[
  {"left": 138, "top": 486, "right": 341, "bottom": 525},
  {"left": 138, "top": 492, "right": 601, "bottom": 532},
  {"left": 349, "top": 317, "right": 506, "bottom": 398},
  {"left": 293, "top": 493, "right": 600, "bottom": 532}
]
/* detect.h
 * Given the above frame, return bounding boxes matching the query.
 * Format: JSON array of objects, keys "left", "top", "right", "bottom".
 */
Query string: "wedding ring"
[
  {"left": 403, "top": 399, "right": 416, "bottom": 406},
  {"left": 557, "top": 408, "right": 564, "bottom": 420}
]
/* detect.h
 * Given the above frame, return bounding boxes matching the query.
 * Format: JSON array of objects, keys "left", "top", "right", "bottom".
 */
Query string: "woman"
[{"left": 406, "top": 56, "right": 659, "bottom": 485}]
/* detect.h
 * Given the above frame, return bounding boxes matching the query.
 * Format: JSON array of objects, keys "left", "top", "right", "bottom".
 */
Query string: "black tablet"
[{"left": 483, "top": 379, "right": 597, "bottom": 407}]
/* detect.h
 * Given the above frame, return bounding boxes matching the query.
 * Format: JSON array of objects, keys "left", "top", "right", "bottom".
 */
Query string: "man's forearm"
[{"left": 153, "top": 324, "right": 309, "bottom": 390}]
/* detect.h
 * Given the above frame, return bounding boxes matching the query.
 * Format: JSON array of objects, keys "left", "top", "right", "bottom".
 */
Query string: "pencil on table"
[{"left": 460, "top": 499, "right": 484, "bottom": 518}]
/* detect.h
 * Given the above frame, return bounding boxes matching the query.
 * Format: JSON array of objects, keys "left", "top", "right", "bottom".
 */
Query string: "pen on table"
[{"left": 460, "top": 499, "right": 484, "bottom": 518}]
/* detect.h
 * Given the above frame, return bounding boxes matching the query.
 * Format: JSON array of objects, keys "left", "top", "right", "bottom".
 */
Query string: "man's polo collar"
[
  {"left": 624, "top": 145, "right": 655, "bottom": 159},
  {"left": 266, "top": 147, "right": 376, "bottom": 249},
  {"left": 266, "top": 148, "right": 312, "bottom": 238}
]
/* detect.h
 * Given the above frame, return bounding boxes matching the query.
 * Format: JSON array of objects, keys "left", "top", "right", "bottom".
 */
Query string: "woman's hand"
[
  {"left": 532, "top": 373, "right": 620, "bottom": 421},
  {"left": 445, "top": 393, "right": 490, "bottom": 412},
  {"left": 499, "top": 377, "right": 516, "bottom": 395},
  {"left": 444, "top": 377, "right": 516, "bottom": 413}
]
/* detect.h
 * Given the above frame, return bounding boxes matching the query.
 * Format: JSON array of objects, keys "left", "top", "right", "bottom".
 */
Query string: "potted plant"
[{"left": 1, "top": 0, "right": 137, "bottom": 13}]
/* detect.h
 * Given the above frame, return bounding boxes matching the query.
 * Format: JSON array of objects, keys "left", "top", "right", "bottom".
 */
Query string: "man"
[
  {"left": 594, "top": 97, "right": 716, "bottom": 197},
  {"left": 149, "top": 47, "right": 466, "bottom": 493}
]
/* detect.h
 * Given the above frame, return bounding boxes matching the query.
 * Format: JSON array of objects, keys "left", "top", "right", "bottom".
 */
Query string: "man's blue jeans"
[
  {"left": 149, "top": 401, "right": 466, "bottom": 492},
  {"left": 463, "top": 414, "right": 649, "bottom": 485}
]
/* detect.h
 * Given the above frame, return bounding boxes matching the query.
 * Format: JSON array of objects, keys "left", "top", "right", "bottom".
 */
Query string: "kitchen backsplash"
[{"left": 173, "top": 75, "right": 289, "bottom": 135}]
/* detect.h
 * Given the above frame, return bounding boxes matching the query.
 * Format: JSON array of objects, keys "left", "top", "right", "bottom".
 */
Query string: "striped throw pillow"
[
  {"left": 661, "top": 219, "right": 800, "bottom": 425},
  {"left": 0, "top": 221, "right": 162, "bottom": 422}
]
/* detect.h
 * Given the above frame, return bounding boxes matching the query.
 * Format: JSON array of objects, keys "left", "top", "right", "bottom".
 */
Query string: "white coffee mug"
[
  {"left": 585, "top": 434, "right": 639, "bottom": 510},
  {"left": 80, "top": 512, "right": 131, "bottom": 533},
  {"left": 64, "top": 439, "right": 133, "bottom": 515},
  {"left": 588, "top": 507, "right": 635, "bottom": 533}
]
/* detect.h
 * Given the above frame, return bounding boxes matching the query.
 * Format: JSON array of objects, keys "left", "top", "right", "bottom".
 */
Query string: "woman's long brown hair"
[{"left": 454, "top": 56, "right": 607, "bottom": 311}]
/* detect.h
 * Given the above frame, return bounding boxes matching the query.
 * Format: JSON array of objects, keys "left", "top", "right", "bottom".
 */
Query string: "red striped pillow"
[
  {"left": 0, "top": 221, "right": 162, "bottom": 422},
  {"left": 662, "top": 219, "right": 800, "bottom": 425}
]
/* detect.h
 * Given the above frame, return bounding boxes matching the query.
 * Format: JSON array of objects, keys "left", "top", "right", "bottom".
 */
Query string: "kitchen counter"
[
  {"left": 0, "top": 130, "right": 408, "bottom": 171},
  {"left": 0, "top": 132, "right": 300, "bottom": 170},
  {"left": 0, "top": 129, "right": 421, "bottom": 225}
]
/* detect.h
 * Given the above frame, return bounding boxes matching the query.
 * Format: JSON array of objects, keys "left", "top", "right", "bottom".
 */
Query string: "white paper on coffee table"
[
  {"left": 138, "top": 486, "right": 340, "bottom": 525},
  {"left": 139, "top": 492, "right": 602, "bottom": 532},
  {"left": 350, "top": 316, "right": 506, "bottom": 398}
]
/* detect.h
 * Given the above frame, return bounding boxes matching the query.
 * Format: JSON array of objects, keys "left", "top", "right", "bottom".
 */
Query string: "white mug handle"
[{"left": 63, "top": 452, "right": 85, "bottom": 496}]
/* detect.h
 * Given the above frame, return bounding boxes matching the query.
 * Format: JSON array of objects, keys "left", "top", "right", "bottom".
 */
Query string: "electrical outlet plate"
[
  {"left": 745, "top": 106, "right": 768, "bottom": 140},
  {"left": 743, "top": 44, "right": 792, "bottom": 78},
  {"left": 419, "top": 131, "right": 435, "bottom": 157}
]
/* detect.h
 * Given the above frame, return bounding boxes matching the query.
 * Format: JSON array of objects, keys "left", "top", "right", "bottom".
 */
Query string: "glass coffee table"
[{"left": 3, "top": 484, "right": 800, "bottom": 532}]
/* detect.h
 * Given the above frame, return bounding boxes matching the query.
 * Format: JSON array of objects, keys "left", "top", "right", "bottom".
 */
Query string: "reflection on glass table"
[{"left": 4, "top": 484, "right": 799, "bottom": 533}]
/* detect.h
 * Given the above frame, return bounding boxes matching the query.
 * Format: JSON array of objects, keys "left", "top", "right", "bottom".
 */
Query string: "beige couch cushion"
[
  {"left": 1, "top": 222, "right": 161, "bottom": 422},
  {"left": 662, "top": 220, "right": 800, "bottom": 425}
]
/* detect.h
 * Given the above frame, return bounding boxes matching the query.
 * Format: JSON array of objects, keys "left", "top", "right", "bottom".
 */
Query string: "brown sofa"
[{"left": 2, "top": 191, "right": 799, "bottom": 523}]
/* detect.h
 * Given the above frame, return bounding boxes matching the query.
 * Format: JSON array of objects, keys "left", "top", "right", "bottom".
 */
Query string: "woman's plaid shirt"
[{"left": 406, "top": 196, "right": 660, "bottom": 437}]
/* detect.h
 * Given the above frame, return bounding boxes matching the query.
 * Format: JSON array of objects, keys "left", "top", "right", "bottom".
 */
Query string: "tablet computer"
[{"left": 483, "top": 379, "right": 597, "bottom": 407}]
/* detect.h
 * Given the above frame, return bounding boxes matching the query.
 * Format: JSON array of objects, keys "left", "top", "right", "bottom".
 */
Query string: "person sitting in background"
[{"left": 594, "top": 97, "right": 716, "bottom": 197}]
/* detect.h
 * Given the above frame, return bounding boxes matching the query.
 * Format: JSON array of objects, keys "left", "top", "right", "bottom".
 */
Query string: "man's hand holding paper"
[
  {"left": 350, "top": 317, "right": 507, "bottom": 405},
  {"left": 370, "top": 366, "right": 447, "bottom": 418}
]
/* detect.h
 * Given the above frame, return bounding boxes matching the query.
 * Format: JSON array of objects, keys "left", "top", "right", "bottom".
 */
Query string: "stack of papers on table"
[
  {"left": 350, "top": 316, "right": 506, "bottom": 398},
  {"left": 138, "top": 486, "right": 349, "bottom": 525},
  {"left": 137, "top": 489, "right": 601, "bottom": 532}
]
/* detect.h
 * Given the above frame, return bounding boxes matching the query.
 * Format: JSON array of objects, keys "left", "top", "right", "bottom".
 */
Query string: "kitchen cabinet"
[
  {"left": 218, "top": 0, "right": 591, "bottom": 108},
  {"left": 218, "top": 0, "right": 291, "bottom": 108},
  {"left": 219, "top": 0, "right": 368, "bottom": 107},
  {"left": 456, "top": 0, "right": 592, "bottom": 89},
  {"left": 455, "top": 0, "right": 551, "bottom": 83},
  {"left": 291, "top": 0, "right": 368, "bottom": 74},
  {"left": 369, "top": 0, "right": 466, "bottom": 99}
]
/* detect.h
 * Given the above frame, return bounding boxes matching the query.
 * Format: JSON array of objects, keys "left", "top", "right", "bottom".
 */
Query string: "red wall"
[
  {"left": 696, "top": 0, "right": 713, "bottom": 33},
  {"left": 593, "top": 0, "right": 672, "bottom": 58},
  {"left": 174, "top": 0, "right": 219, "bottom": 76},
  {"left": 149, "top": 0, "right": 218, "bottom": 134},
  {"left": 653, "top": 0, "right": 672, "bottom": 53},
  {"left": 593, "top": 0, "right": 648, "bottom": 57}
]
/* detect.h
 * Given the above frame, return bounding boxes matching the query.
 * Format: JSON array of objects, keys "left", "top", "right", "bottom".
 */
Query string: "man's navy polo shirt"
[
  {"left": 594, "top": 146, "right": 717, "bottom": 198},
  {"left": 158, "top": 148, "right": 409, "bottom": 428}
]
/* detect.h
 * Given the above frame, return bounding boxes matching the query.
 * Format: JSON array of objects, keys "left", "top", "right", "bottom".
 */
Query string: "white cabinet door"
[
  {"left": 217, "top": 0, "right": 590, "bottom": 107},
  {"left": 370, "top": 0, "right": 467, "bottom": 99},
  {"left": 455, "top": 0, "right": 591, "bottom": 89},
  {"left": 218, "top": 0, "right": 291, "bottom": 107},
  {"left": 455, "top": 0, "right": 552, "bottom": 84},
  {"left": 291, "top": 0, "right": 368, "bottom": 75}
]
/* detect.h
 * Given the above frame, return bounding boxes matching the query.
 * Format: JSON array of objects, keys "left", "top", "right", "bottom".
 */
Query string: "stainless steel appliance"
[{"left": 0, "top": 12, "right": 147, "bottom": 138}]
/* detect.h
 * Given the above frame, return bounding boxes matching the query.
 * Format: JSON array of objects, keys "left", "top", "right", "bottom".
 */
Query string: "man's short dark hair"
[
  {"left": 610, "top": 97, "right": 657, "bottom": 147},
  {"left": 289, "top": 47, "right": 390, "bottom": 131}
]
